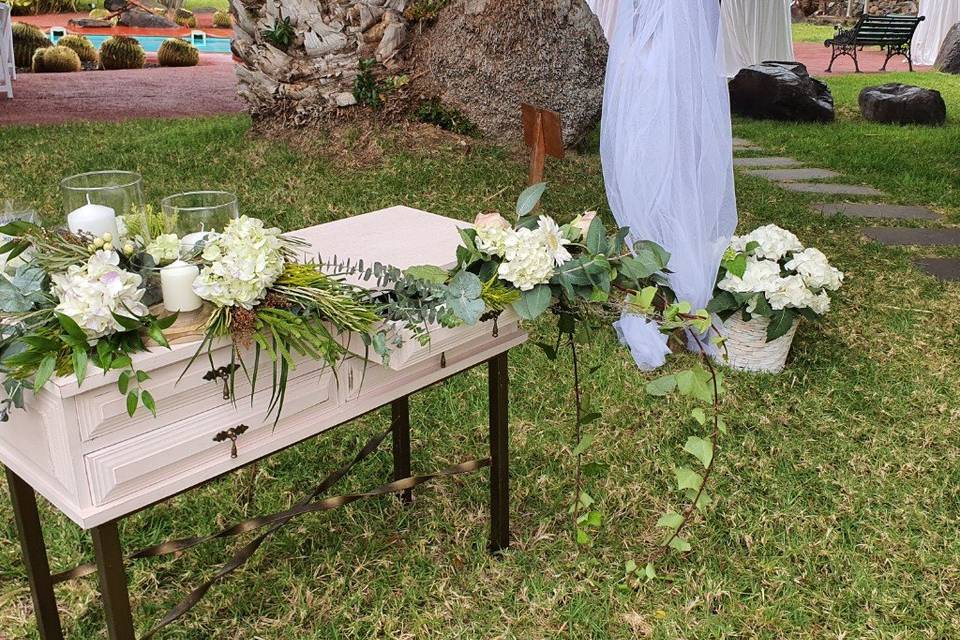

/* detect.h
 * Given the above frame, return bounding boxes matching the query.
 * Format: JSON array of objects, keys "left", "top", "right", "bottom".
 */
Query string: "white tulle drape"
[
  {"left": 598, "top": 0, "right": 738, "bottom": 369},
  {"left": 913, "top": 0, "right": 960, "bottom": 66},
  {"left": 586, "top": 0, "right": 618, "bottom": 40},
  {"left": 717, "top": 0, "right": 795, "bottom": 78}
]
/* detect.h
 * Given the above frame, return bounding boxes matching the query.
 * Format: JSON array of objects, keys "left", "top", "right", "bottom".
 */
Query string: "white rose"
[
  {"left": 571, "top": 210, "right": 598, "bottom": 240},
  {"left": 473, "top": 212, "right": 512, "bottom": 257}
]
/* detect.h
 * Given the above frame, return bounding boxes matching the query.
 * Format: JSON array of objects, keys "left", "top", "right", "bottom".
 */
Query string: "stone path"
[
  {"left": 733, "top": 137, "right": 959, "bottom": 282},
  {"left": 815, "top": 203, "right": 941, "bottom": 221}
]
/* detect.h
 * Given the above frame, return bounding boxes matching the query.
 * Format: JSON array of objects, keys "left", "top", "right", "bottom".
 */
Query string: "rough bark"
[{"left": 230, "top": 0, "right": 607, "bottom": 145}]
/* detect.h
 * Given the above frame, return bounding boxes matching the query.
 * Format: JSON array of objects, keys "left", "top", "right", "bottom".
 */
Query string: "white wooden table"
[{"left": 1, "top": 207, "right": 526, "bottom": 639}]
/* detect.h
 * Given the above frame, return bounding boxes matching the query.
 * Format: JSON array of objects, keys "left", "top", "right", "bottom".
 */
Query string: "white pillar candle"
[
  {"left": 160, "top": 260, "right": 202, "bottom": 313},
  {"left": 180, "top": 231, "right": 211, "bottom": 250},
  {"left": 68, "top": 203, "right": 119, "bottom": 247}
]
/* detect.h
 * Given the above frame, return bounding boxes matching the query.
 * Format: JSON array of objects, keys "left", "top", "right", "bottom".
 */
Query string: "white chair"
[{"left": 0, "top": 2, "right": 13, "bottom": 99}]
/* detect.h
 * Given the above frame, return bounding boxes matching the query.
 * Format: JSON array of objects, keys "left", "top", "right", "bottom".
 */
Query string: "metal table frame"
[{"left": 5, "top": 352, "right": 511, "bottom": 639}]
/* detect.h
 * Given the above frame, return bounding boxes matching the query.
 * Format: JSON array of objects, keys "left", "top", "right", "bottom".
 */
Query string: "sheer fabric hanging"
[
  {"left": 598, "top": 0, "right": 738, "bottom": 369},
  {"left": 913, "top": 0, "right": 960, "bottom": 66},
  {"left": 716, "top": 0, "right": 795, "bottom": 78},
  {"left": 586, "top": 0, "right": 618, "bottom": 40}
]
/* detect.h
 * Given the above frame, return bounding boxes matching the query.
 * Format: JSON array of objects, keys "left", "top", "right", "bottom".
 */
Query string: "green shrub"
[
  {"left": 88, "top": 8, "right": 109, "bottom": 19},
  {"left": 99, "top": 35, "right": 145, "bottom": 70},
  {"left": 212, "top": 10, "right": 232, "bottom": 28},
  {"left": 404, "top": 0, "right": 451, "bottom": 21},
  {"left": 12, "top": 22, "right": 52, "bottom": 68},
  {"left": 33, "top": 45, "right": 82, "bottom": 73},
  {"left": 56, "top": 34, "right": 97, "bottom": 63},
  {"left": 414, "top": 98, "right": 480, "bottom": 136},
  {"left": 157, "top": 38, "right": 199, "bottom": 67}
]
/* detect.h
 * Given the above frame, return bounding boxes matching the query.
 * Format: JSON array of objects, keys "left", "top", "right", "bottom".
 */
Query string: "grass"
[
  {"left": 1, "top": 73, "right": 959, "bottom": 639},
  {"left": 792, "top": 22, "right": 837, "bottom": 44}
]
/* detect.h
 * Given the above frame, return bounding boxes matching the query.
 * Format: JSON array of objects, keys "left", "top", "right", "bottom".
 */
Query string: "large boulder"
[
  {"left": 729, "top": 61, "right": 834, "bottom": 123},
  {"left": 414, "top": 0, "right": 607, "bottom": 146},
  {"left": 117, "top": 8, "right": 178, "bottom": 29},
  {"left": 859, "top": 83, "right": 946, "bottom": 126},
  {"left": 934, "top": 22, "right": 960, "bottom": 74}
]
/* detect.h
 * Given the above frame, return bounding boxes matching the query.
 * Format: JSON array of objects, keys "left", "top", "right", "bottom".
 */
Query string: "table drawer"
[
  {"left": 84, "top": 366, "right": 340, "bottom": 506},
  {"left": 76, "top": 345, "right": 319, "bottom": 445}
]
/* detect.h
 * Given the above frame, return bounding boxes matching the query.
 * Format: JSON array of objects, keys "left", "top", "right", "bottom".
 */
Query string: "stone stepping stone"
[
  {"left": 815, "top": 203, "right": 941, "bottom": 221},
  {"left": 733, "top": 137, "right": 761, "bottom": 150},
  {"left": 733, "top": 157, "right": 801, "bottom": 168},
  {"left": 915, "top": 258, "right": 960, "bottom": 282},
  {"left": 744, "top": 168, "right": 840, "bottom": 181},
  {"left": 778, "top": 183, "right": 887, "bottom": 197},
  {"left": 862, "top": 227, "right": 960, "bottom": 246}
]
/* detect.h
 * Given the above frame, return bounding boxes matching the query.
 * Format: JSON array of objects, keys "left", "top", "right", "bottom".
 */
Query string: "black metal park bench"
[{"left": 824, "top": 14, "right": 926, "bottom": 73}]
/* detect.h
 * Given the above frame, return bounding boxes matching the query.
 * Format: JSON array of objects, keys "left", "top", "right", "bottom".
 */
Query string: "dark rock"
[
  {"left": 117, "top": 8, "right": 179, "bottom": 29},
  {"left": 103, "top": 0, "right": 126, "bottom": 10},
  {"left": 934, "top": 22, "right": 960, "bottom": 74},
  {"left": 729, "top": 61, "right": 835, "bottom": 123},
  {"left": 858, "top": 83, "right": 946, "bottom": 126},
  {"left": 68, "top": 18, "right": 113, "bottom": 29}
]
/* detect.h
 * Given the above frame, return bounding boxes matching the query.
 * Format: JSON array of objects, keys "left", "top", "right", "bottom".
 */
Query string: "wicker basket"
[{"left": 716, "top": 314, "right": 798, "bottom": 374}]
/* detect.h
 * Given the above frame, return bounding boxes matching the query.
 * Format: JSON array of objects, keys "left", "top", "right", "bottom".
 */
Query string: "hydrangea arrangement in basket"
[{"left": 707, "top": 224, "right": 843, "bottom": 373}]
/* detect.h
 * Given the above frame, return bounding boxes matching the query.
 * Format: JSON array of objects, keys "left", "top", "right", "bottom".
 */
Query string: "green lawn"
[
  {"left": 792, "top": 22, "right": 837, "bottom": 44},
  {"left": 0, "top": 73, "right": 958, "bottom": 639}
]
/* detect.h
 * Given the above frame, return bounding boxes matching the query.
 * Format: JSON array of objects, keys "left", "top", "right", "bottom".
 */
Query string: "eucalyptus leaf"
[
  {"left": 404, "top": 264, "right": 449, "bottom": 285},
  {"left": 516, "top": 182, "right": 547, "bottom": 218},
  {"left": 511, "top": 284, "right": 551, "bottom": 321},
  {"left": 445, "top": 271, "right": 485, "bottom": 325}
]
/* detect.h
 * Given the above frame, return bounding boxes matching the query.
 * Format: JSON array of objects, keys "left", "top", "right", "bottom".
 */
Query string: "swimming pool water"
[{"left": 50, "top": 33, "right": 233, "bottom": 55}]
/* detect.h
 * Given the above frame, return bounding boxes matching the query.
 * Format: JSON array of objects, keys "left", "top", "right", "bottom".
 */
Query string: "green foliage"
[
  {"left": 212, "top": 10, "right": 232, "bottom": 28},
  {"left": 88, "top": 8, "right": 109, "bottom": 19},
  {"left": 261, "top": 15, "right": 295, "bottom": 51},
  {"left": 56, "top": 34, "right": 97, "bottom": 63},
  {"left": 33, "top": 45, "right": 81, "bottom": 73},
  {"left": 12, "top": 21, "right": 52, "bottom": 68},
  {"left": 99, "top": 35, "right": 145, "bottom": 70},
  {"left": 353, "top": 59, "right": 382, "bottom": 109},
  {"left": 157, "top": 38, "right": 200, "bottom": 68},
  {"left": 403, "top": 0, "right": 451, "bottom": 21},
  {"left": 414, "top": 98, "right": 480, "bottom": 137}
]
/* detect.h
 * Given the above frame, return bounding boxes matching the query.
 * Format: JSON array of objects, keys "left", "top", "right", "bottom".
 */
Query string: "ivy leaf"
[
  {"left": 625, "top": 559, "right": 637, "bottom": 574},
  {"left": 72, "top": 348, "right": 88, "bottom": 387},
  {"left": 675, "top": 466, "right": 703, "bottom": 492},
  {"left": 656, "top": 511, "right": 684, "bottom": 529},
  {"left": 766, "top": 309, "right": 797, "bottom": 342},
  {"left": 581, "top": 461, "right": 608, "bottom": 477},
  {"left": 683, "top": 436, "right": 714, "bottom": 469},
  {"left": 126, "top": 390, "right": 139, "bottom": 417},
  {"left": 691, "top": 408, "right": 707, "bottom": 425},
  {"left": 404, "top": 264, "right": 449, "bottom": 284},
  {"left": 33, "top": 355, "right": 57, "bottom": 393},
  {"left": 645, "top": 374, "right": 676, "bottom": 396},
  {"left": 511, "top": 284, "right": 552, "bottom": 321},
  {"left": 644, "top": 563, "right": 656, "bottom": 580},
  {"left": 584, "top": 511, "right": 602, "bottom": 528},
  {"left": 675, "top": 367, "right": 713, "bottom": 404},
  {"left": 668, "top": 537, "right": 692, "bottom": 553},
  {"left": 516, "top": 182, "right": 547, "bottom": 218},
  {"left": 572, "top": 433, "right": 594, "bottom": 457},
  {"left": 575, "top": 528, "right": 591, "bottom": 545},
  {"left": 141, "top": 390, "right": 156, "bottom": 417},
  {"left": 444, "top": 271, "right": 485, "bottom": 325},
  {"left": 580, "top": 411, "right": 602, "bottom": 426}
]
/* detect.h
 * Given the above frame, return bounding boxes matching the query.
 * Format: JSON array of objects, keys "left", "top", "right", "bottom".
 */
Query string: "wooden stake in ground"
[{"left": 521, "top": 104, "right": 564, "bottom": 186}]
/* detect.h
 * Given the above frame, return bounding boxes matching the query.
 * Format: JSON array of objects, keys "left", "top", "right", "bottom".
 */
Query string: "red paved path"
[
  {"left": 0, "top": 54, "right": 244, "bottom": 126},
  {"left": 793, "top": 41, "right": 932, "bottom": 75}
]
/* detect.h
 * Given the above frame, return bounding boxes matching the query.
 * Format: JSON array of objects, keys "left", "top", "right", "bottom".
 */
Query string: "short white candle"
[
  {"left": 68, "top": 203, "right": 119, "bottom": 247},
  {"left": 160, "top": 260, "right": 202, "bottom": 313},
  {"left": 180, "top": 231, "right": 211, "bottom": 252}
]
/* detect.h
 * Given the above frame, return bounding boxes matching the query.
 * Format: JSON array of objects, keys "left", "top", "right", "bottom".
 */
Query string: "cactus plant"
[
  {"left": 212, "top": 10, "right": 232, "bottom": 28},
  {"left": 88, "top": 8, "right": 110, "bottom": 19},
  {"left": 30, "top": 47, "right": 47, "bottom": 73},
  {"left": 157, "top": 38, "right": 199, "bottom": 68},
  {"left": 175, "top": 8, "right": 196, "bottom": 28},
  {"left": 33, "top": 46, "right": 82, "bottom": 73},
  {"left": 99, "top": 36, "right": 145, "bottom": 71},
  {"left": 56, "top": 34, "right": 97, "bottom": 64},
  {"left": 13, "top": 22, "right": 53, "bottom": 69}
]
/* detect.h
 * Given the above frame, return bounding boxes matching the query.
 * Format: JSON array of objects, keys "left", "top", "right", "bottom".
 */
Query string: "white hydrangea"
[
  {"left": 537, "top": 215, "right": 572, "bottom": 266},
  {"left": 498, "top": 227, "right": 556, "bottom": 291},
  {"left": 785, "top": 247, "right": 844, "bottom": 292},
  {"left": 808, "top": 290, "right": 831, "bottom": 315},
  {"left": 473, "top": 213, "right": 512, "bottom": 257},
  {"left": 51, "top": 250, "right": 147, "bottom": 340},
  {"left": 145, "top": 233, "right": 180, "bottom": 265},
  {"left": 742, "top": 224, "right": 804, "bottom": 261},
  {"left": 766, "top": 274, "right": 816, "bottom": 311},
  {"left": 192, "top": 216, "right": 285, "bottom": 309},
  {"left": 717, "top": 257, "right": 783, "bottom": 295}
]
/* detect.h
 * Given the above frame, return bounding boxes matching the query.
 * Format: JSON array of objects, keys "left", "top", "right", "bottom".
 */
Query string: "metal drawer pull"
[
  {"left": 203, "top": 364, "right": 241, "bottom": 400},
  {"left": 213, "top": 424, "right": 249, "bottom": 459}
]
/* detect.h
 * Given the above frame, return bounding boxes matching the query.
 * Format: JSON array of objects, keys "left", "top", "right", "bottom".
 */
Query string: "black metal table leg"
[
  {"left": 5, "top": 468, "right": 64, "bottom": 640},
  {"left": 91, "top": 521, "right": 136, "bottom": 640},
  {"left": 391, "top": 396, "right": 412, "bottom": 504},
  {"left": 488, "top": 352, "right": 510, "bottom": 553}
]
